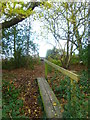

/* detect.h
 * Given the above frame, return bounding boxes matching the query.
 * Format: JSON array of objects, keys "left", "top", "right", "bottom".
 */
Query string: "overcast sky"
[{"left": 31, "top": 19, "right": 67, "bottom": 57}]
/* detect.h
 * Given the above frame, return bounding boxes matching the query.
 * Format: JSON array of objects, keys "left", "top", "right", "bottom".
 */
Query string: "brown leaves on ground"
[
  {"left": 3, "top": 62, "right": 86, "bottom": 118},
  {"left": 2, "top": 63, "right": 45, "bottom": 118}
]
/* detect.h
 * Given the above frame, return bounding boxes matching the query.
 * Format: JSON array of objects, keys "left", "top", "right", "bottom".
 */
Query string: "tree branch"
[{"left": 1, "top": 2, "right": 40, "bottom": 29}]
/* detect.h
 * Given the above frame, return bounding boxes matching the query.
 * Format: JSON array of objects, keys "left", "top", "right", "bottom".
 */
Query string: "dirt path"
[{"left": 2, "top": 62, "right": 45, "bottom": 118}]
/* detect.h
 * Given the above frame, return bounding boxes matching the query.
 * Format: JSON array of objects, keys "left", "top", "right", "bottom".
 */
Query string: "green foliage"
[
  {"left": 48, "top": 58, "right": 62, "bottom": 67},
  {"left": 46, "top": 48, "right": 62, "bottom": 67},
  {"left": 14, "top": 48, "right": 23, "bottom": 68},
  {"left": 79, "top": 70, "right": 88, "bottom": 93},
  {"left": 70, "top": 54, "right": 80, "bottom": 65},
  {"left": 49, "top": 70, "right": 88, "bottom": 118},
  {"left": 54, "top": 79, "right": 67, "bottom": 99},
  {"left": 1, "top": 1, "right": 35, "bottom": 19},
  {"left": 70, "top": 46, "right": 88, "bottom": 66},
  {"left": 2, "top": 80, "right": 26, "bottom": 118},
  {"left": 49, "top": 73, "right": 57, "bottom": 89},
  {"left": 51, "top": 59, "right": 62, "bottom": 66},
  {"left": 63, "top": 71, "right": 88, "bottom": 118},
  {"left": 23, "top": 56, "right": 34, "bottom": 70},
  {"left": 2, "top": 18, "right": 39, "bottom": 70},
  {"left": 80, "top": 46, "right": 88, "bottom": 66},
  {"left": 33, "top": 57, "right": 41, "bottom": 65},
  {"left": 2, "top": 56, "right": 34, "bottom": 70},
  {"left": 46, "top": 49, "right": 54, "bottom": 58},
  {"left": 2, "top": 58, "right": 14, "bottom": 70},
  {"left": 46, "top": 47, "right": 62, "bottom": 60},
  {"left": 47, "top": 65, "right": 52, "bottom": 73}
]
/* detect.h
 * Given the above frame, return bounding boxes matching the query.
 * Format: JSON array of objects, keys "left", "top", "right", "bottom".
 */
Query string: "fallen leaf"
[
  {"left": 34, "top": 96, "right": 36, "bottom": 98},
  {"left": 28, "top": 109, "right": 31, "bottom": 114},
  {"left": 10, "top": 80, "right": 13, "bottom": 84},
  {"left": 25, "top": 113, "right": 27, "bottom": 115},
  {"left": 36, "top": 114, "right": 37, "bottom": 117},
  {"left": 53, "top": 102, "right": 57, "bottom": 106},
  {"left": 34, "top": 102, "right": 37, "bottom": 104},
  {"left": 61, "top": 109, "right": 64, "bottom": 113},
  {"left": 62, "top": 98, "right": 65, "bottom": 102},
  {"left": 7, "top": 86, "right": 9, "bottom": 91},
  {"left": 48, "top": 79, "right": 51, "bottom": 83},
  {"left": 80, "top": 86, "right": 82, "bottom": 89},
  {"left": 34, "top": 109, "right": 37, "bottom": 112},
  {"left": 27, "top": 88, "right": 30, "bottom": 91},
  {"left": 26, "top": 106, "right": 28, "bottom": 108},
  {"left": 21, "top": 97, "right": 25, "bottom": 101}
]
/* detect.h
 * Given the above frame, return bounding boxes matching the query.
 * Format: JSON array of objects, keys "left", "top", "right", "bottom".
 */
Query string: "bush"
[
  {"left": 49, "top": 58, "right": 62, "bottom": 66},
  {"left": 2, "top": 58, "right": 15, "bottom": 70},
  {"left": 80, "top": 46, "right": 88, "bottom": 66},
  {"left": 52, "top": 59, "right": 62, "bottom": 66},
  {"left": 32, "top": 57, "right": 41, "bottom": 65},
  {"left": 23, "top": 56, "right": 34, "bottom": 69},
  {"left": 2, "top": 56, "right": 34, "bottom": 70},
  {"left": 70, "top": 54, "right": 80, "bottom": 65}
]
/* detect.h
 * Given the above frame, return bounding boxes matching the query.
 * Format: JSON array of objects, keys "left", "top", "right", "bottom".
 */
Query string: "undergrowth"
[
  {"left": 48, "top": 70, "right": 89, "bottom": 118},
  {"left": 2, "top": 80, "right": 26, "bottom": 119}
]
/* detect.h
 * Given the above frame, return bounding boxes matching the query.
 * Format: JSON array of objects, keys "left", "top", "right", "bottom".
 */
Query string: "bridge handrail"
[{"left": 44, "top": 59, "right": 79, "bottom": 82}]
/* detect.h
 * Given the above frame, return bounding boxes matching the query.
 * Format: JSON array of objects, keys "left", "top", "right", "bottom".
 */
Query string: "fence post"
[
  {"left": 71, "top": 79, "right": 77, "bottom": 112},
  {"left": 45, "top": 62, "right": 48, "bottom": 79},
  {"left": 71, "top": 79, "right": 76, "bottom": 97}
]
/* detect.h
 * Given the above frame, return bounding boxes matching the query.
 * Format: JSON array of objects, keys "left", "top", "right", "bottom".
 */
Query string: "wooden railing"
[
  {"left": 44, "top": 59, "right": 80, "bottom": 103},
  {"left": 44, "top": 59, "right": 80, "bottom": 82}
]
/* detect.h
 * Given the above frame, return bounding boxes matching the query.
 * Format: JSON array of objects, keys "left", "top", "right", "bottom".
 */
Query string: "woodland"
[{"left": 0, "top": 1, "right": 89, "bottom": 119}]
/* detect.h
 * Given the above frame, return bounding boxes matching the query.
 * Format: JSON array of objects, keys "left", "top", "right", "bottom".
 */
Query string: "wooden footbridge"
[{"left": 37, "top": 59, "right": 80, "bottom": 118}]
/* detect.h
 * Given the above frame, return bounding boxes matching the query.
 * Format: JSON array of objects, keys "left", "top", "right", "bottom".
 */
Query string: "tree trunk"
[
  {"left": 13, "top": 26, "right": 16, "bottom": 60},
  {"left": 65, "top": 11, "right": 70, "bottom": 69},
  {"left": 26, "top": 17, "right": 31, "bottom": 56}
]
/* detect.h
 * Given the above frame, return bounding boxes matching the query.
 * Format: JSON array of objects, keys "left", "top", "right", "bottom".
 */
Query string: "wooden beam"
[
  {"left": 37, "top": 77, "right": 62, "bottom": 118},
  {"left": 44, "top": 59, "right": 79, "bottom": 82}
]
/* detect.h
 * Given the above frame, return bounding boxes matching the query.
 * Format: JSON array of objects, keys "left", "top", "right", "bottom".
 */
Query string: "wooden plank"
[
  {"left": 37, "top": 77, "right": 62, "bottom": 118},
  {"left": 37, "top": 78, "right": 55, "bottom": 118},
  {"left": 44, "top": 59, "right": 79, "bottom": 82},
  {"left": 43, "top": 78, "right": 62, "bottom": 118}
]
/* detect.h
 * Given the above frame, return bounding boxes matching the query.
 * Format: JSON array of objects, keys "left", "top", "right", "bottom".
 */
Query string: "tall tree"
[
  {"left": 2, "top": 17, "right": 38, "bottom": 59},
  {"left": 37, "top": 2, "right": 88, "bottom": 68}
]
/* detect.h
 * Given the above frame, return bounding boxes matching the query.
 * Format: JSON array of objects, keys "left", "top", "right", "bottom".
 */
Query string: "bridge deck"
[{"left": 37, "top": 77, "right": 62, "bottom": 118}]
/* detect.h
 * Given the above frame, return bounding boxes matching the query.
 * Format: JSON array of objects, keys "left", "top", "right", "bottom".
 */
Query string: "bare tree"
[{"left": 37, "top": 2, "right": 88, "bottom": 68}]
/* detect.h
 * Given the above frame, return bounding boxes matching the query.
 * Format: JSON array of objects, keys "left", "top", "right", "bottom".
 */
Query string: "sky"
[
  {"left": 31, "top": 19, "right": 67, "bottom": 57},
  {"left": 32, "top": 21, "right": 53, "bottom": 57},
  {"left": 31, "top": 19, "right": 79, "bottom": 57}
]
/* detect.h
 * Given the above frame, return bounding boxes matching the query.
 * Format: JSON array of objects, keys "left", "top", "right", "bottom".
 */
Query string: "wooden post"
[
  {"left": 71, "top": 79, "right": 77, "bottom": 104},
  {"left": 45, "top": 62, "right": 48, "bottom": 79}
]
